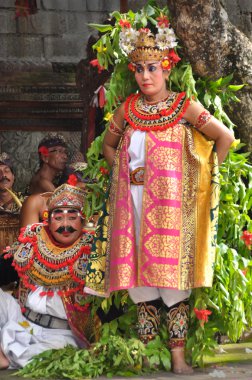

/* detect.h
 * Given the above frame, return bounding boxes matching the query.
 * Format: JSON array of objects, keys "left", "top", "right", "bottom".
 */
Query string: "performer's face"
[
  {"left": 47, "top": 145, "right": 68, "bottom": 171},
  {"left": 49, "top": 207, "right": 83, "bottom": 246},
  {"left": 0, "top": 164, "right": 14, "bottom": 192},
  {"left": 134, "top": 60, "right": 169, "bottom": 100}
]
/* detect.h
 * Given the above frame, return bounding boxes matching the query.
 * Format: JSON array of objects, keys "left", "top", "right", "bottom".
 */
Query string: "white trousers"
[
  {"left": 0, "top": 290, "right": 78, "bottom": 369},
  {"left": 128, "top": 287, "right": 190, "bottom": 307}
]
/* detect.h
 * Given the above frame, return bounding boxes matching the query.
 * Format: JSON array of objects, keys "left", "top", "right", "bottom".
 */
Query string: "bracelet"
[
  {"left": 195, "top": 110, "right": 211, "bottom": 129},
  {"left": 108, "top": 116, "right": 124, "bottom": 136}
]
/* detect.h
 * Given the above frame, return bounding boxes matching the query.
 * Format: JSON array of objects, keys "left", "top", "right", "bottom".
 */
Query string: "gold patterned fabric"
[{"left": 85, "top": 92, "right": 220, "bottom": 295}]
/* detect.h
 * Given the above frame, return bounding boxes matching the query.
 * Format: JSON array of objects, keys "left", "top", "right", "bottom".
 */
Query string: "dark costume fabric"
[{"left": 0, "top": 192, "right": 24, "bottom": 286}]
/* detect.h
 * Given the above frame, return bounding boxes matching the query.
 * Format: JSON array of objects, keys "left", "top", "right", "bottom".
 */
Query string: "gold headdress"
[
  {"left": 119, "top": 16, "right": 179, "bottom": 65},
  {"left": 128, "top": 31, "right": 169, "bottom": 63},
  {"left": 47, "top": 184, "right": 86, "bottom": 212}
]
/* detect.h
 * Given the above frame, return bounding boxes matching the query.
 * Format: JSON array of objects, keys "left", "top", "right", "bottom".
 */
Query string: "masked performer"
[{"left": 0, "top": 184, "right": 98, "bottom": 369}]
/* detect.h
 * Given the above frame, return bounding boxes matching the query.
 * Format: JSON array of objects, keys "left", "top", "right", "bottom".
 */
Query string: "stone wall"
[
  {"left": 0, "top": 0, "right": 120, "bottom": 192},
  {"left": 0, "top": 0, "right": 120, "bottom": 66}
]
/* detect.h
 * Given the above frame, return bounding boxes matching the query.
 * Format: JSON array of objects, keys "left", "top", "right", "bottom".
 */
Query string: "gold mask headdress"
[{"left": 47, "top": 184, "right": 86, "bottom": 212}]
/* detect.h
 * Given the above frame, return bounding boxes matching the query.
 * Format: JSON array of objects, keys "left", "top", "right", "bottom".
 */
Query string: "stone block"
[
  {"left": 86, "top": 0, "right": 104, "bottom": 12},
  {"left": 0, "top": 35, "right": 43, "bottom": 60},
  {"left": 41, "top": 0, "right": 87, "bottom": 11},
  {"left": 16, "top": 11, "right": 68, "bottom": 35},
  {"left": 0, "top": 11, "right": 16, "bottom": 33},
  {"left": 67, "top": 12, "right": 105, "bottom": 34},
  {"left": 44, "top": 35, "right": 88, "bottom": 62},
  {"left": 86, "top": 0, "right": 119, "bottom": 12},
  {"left": 105, "top": 0, "right": 120, "bottom": 12},
  {"left": 0, "top": 0, "right": 15, "bottom": 8}
]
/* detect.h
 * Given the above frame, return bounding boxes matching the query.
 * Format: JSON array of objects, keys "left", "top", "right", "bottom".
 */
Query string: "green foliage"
[
  {"left": 186, "top": 79, "right": 252, "bottom": 366},
  {"left": 17, "top": 335, "right": 170, "bottom": 379}
]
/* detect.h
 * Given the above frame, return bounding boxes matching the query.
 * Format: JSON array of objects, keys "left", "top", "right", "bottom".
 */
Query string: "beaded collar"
[
  {"left": 13, "top": 224, "right": 93, "bottom": 298},
  {"left": 124, "top": 92, "right": 190, "bottom": 131}
]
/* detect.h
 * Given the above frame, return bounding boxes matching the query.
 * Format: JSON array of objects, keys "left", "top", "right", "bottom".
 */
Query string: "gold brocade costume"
[{"left": 85, "top": 92, "right": 220, "bottom": 295}]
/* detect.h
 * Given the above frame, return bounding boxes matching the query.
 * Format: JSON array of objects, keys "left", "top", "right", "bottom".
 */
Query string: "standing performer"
[{"left": 85, "top": 16, "right": 234, "bottom": 374}]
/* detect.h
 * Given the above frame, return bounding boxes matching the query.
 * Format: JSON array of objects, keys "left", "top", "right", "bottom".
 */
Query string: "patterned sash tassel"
[
  {"left": 166, "top": 299, "right": 189, "bottom": 350},
  {"left": 137, "top": 299, "right": 162, "bottom": 344}
]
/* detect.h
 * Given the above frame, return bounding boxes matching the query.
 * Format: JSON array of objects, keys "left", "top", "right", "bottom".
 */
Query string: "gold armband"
[
  {"left": 195, "top": 110, "right": 211, "bottom": 129},
  {"left": 108, "top": 116, "right": 124, "bottom": 136}
]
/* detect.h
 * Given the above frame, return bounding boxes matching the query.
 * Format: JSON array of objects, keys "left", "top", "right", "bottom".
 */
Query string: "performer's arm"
[
  {"left": 19, "top": 194, "right": 44, "bottom": 228},
  {"left": 184, "top": 101, "right": 235, "bottom": 165},
  {"left": 102, "top": 103, "right": 125, "bottom": 167}
]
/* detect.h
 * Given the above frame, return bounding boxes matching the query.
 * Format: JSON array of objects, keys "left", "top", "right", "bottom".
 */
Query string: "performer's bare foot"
[
  {"left": 171, "top": 348, "right": 193, "bottom": 375},
  {"left": 0, "top": 349, "right": 9, "bottom": 369}
]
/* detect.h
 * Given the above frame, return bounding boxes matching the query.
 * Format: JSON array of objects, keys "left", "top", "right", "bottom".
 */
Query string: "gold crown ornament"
[
  {"left": 119, "top": 15, "right": 179, "bottom": 66},
  {"left": 47, "top": 184, "right": 86, "bottom": 212},
  {"left": 128, "top": 31, "right": 170, "bottom": 62}
]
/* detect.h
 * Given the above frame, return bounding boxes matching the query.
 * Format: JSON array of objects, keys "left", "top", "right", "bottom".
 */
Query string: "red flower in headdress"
[
  {"left": 67, "top": 174, "right": 78, "bottom": 186},
  {"left": 89, "top": 59, "right": 105, "bottom": 74},
  {"left": 128, "top": 62, "right": 136, "bottom": 72},
  {"left": 168, "top": 49, "right": 181, "bottom": 66},
  {"left": 138, "top": 28, "right": 151, "bottom": 34},
  {"left": 161, "top": 58, "right": 172, "bottom": 70},
  {"left": 42, "top": 210, "right": 49, "bottom": 221},
  {"left": 119, "top": 19, "right": 131, "bottom": 29},
  {"left": 157, "top": 15, "right": 169, "bottom": 28},
  {"left": 38, "top": 146, "right": 49, "bottom": 156}
]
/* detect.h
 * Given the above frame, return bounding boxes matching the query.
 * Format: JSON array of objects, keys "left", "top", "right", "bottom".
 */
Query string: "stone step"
[{"left": 203, "top": 342, "right": 252, "bottom": 364}]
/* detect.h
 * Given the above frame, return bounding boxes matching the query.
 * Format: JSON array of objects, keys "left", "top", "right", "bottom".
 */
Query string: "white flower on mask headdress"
[
  {"left": 155, "top": 27, "right": 178, "bottom": 50},
  {"left": 119, "top": 28, "right": 139, "bottom": 55}
]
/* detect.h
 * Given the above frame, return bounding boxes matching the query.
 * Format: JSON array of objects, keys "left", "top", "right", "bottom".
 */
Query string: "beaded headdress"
[
  {"left": 0, "top": 152, "right": 13, "bottom": 171},
  {"left": 119, "top": 15, "right": 180, "bottom": 68},
  {"left": 47, "top": 184, "right": 86, "bottom": 212}
]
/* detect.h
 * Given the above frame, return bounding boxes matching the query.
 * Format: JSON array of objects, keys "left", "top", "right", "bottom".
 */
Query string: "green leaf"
[
  {"left": 228, "top": 84, "right": 246, "bottom": 91},
  {"left": 88, "top": 23, "right": 113, "bottom": 32}
]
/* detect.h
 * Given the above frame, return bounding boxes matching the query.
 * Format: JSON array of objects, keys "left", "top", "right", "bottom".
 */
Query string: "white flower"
[
  {"left": 155, "top": 27, "right": 178, "bottom": 50},
  {"left": 119, "top": 28, "right": 139, "bottom": 55}
]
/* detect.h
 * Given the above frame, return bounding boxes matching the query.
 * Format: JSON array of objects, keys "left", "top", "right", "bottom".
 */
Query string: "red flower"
[
  {"left": 138, "top": 28, "right": 151, "bottom": 33},
  {"left": 42, "top": 210, "right": 49, "bottom": 221},
  {"left": 89, "top": 59, "right": 105, "bottom": 74},
  {"left": 128, "top": 62, "right": 136, "bottom": 72},
  {"left": 67, "top": 174, "right": 78, "bottom": 186},
  {"left": 194, "top": 308, "right": 212, "bottom": 326},
  {"left": 99, "top": 167, "right": 109, "bottom": 175},
  {"left": 38, "top": 146, "right": 49, "bottom": 156},
  {"left": 241, "top": 230, "right": 252, "bottom": 249},
  {"left": 119, "top": 19, "right": 131, "bottom": 28},
  {"left": 168, "top": 49, "right": 181, "bottom": 66},
  {"left": 161, "top": 58, "right": 172, "bottom": 71},
  {"left": 157, "top": 15, "right": 169, "bottom": 28}
]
